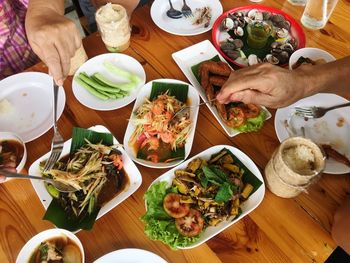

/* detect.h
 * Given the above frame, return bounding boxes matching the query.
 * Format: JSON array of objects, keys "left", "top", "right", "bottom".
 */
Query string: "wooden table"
[{"left": 1, "top": 1, "right": 350, "bottom": 262}]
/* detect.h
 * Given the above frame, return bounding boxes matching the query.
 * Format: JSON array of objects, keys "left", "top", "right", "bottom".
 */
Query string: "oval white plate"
[
  {"left": 275, "top": 93, "right": 350, "bottom": 174},
  {"left": 0, "top": 72, "right": 65, "bottom": 142},
  {"left": 94, "top": 248, "right": 167, "bottom": 263},
  {"left": 150, "top": 0, "right": 223, "bottom": 36},
  {"left": 146, "top": 145, "right": 265, "bottom": 249},
  {"left": 72, "top": 53, "right": 146, "bottom": 111},
  {"left": 28, "top": 125, "right": 143, "bottom": 232},
  {"left": 123, "top": 79, "right": 199, "bottom": 169}
]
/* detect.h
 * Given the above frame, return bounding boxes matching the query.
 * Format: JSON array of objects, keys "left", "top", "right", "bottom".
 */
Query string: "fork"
[
  {"left": 294, "top": 102, "right": 350, "bottom": 119},
  {"left": 43, "top": 82, "right": 64, "bottom": 172},
  {"left": 181, "top": 0, "right": 193, "bottom": 18}
]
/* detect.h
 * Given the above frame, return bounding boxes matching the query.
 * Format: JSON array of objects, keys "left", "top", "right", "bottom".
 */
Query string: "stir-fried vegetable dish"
[
  {"left": 142, "top": 148, "right": 260, "bottom": 249},
  {"left": 129, "top": 92, "right": 191, "bottom": 163}
]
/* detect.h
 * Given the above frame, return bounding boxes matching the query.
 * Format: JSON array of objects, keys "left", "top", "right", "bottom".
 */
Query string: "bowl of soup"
[
  {"left": 0, "top": 132, "right": 27, "bottom": 176},
  {"left": 16, "top": 228, "right": 84, "bottom": 263}
]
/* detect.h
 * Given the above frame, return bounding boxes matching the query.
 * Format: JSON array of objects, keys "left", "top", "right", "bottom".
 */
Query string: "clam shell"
[
  {"left": 221, "top": 17, "right": 234, "bottom": 31},
  {"left": 234, "top": 26, "right": 244, "bottom": 37},
  {"left": 265, "top": 54, "right": 279, "bottom": 65}
]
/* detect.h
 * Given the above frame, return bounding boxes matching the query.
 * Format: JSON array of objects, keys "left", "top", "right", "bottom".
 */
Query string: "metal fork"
[
  {"left": 43, "top": 82, "right": 64, "bottom": 172},
  {"left": 294, "top": 102, "right": 350, "bottom": 119},
  {"left": 181, "top": 0, "right": 193, "bottom": 17}
]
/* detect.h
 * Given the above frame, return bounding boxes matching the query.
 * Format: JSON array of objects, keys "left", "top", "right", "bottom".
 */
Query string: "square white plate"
[
  {"left": 147, "top": 145, "right": 265, "bottom": 249},
  {"left": 172, "top": 40, "right": 272, "bottom": 137},
  {"left": 123, "top": 79, "right": 200, "bottom": 169},
  {"left": 29, "top": 125, "right": 143, "bottom": 231}
]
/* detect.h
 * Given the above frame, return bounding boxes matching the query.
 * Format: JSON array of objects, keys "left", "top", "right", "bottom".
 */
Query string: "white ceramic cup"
[{"left": 289, "top": 47, "right": 336, "bottom": 70}]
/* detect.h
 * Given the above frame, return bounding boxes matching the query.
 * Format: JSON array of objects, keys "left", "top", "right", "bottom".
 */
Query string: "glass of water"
[{"left": 301, "top": 0, "right": 339, "bottom": 29}]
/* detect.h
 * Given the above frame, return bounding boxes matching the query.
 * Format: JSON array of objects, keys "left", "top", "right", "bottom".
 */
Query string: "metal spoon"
[
  {"left": 167, "top": 0, "right": 183, "bottom": 19},
  {"left": 0, "top": 169, "right": 77, "bottom": 192}
]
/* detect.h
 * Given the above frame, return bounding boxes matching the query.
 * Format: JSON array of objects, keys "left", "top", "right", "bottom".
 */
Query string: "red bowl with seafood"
[{"left": 212, "top": 5, "right": 306, "bottom": 67}]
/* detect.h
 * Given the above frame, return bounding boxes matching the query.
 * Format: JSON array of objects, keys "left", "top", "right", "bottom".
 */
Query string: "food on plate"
[
  {"left": 141, "top": 148, "right": 262, "bottom": 249},
  {"left": 194, "top": 59, "right": 266, "bottom": 132},
  {"left": 0, "top": 139, "right": 24, "bottom": 170},
  {"left": 321, "top": 144, "right": 350, "bottom": 168},
  {"left": 193, "top": 7, "right": 212, "bottom": 28},
  {"left": 41, "top": 128, "right": 129, "bottom": 231},
  {"left": 128, "top": 82, "right": 191, "bottom": 163},
  {"left": 75, "top": 61, "right": 141, "bottom": 100},
  {"left": 29, "top": 235, "right": 82, "bottom": 263},
  {"left": 218, "top": 9, "right": 298, "bottom": 66},
  {"left": 0, "top": 99, "right": 14, "bottom": 115},
  {"left": 292, "top": 56, "right": 327, "bottom": 69}
]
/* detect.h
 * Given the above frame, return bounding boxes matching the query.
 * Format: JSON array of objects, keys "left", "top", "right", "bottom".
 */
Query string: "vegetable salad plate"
[
  {"left": 275, "top": 93, "right": 350, "bottom": 174},
  {"left": 29, "top": 125, "right": 142, "bottom": 232},
  {"left": 172, "top": 40, "right": 271, "bottom": 137},
  {"left": 0, "top": 72, "right": 65, "bottom": 142},
  {"left": 212, "top": 5, "right": 306, "bottom": 67},
  {"left": 142, "top": 145, "right": 265, "bottom": 249},
  {"left": 93, "top": 248, "right": 167, "bottom": 263},
  {"left": 123, "top": 79, "right": 199, "bottom": 169},
  {"left": 150, "top": 0, "right": 223, "bottom": 36},
  {"left": 72, "top": 53, "right": 146, "bottom": 111}
]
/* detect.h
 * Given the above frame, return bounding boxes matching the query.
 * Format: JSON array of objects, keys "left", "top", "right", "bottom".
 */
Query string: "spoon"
[
  {"left": 167, "top": 0, "right": 183, "bottom": 19},
  {"left": 0, "top": 169, "right": 77, "bottom": 193}
]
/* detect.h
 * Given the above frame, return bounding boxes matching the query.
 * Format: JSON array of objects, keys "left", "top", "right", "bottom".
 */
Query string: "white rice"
[{"left": 282, "top": 145, "right": 315, "bottom": 174}]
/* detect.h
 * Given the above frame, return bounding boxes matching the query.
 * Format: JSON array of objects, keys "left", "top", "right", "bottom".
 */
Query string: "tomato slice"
[
  {"left": 175, "top": 209, "right": 204, "bottom": 237},
  {"left": 241, "top": 103, "right": 260, "bottom": 118},
  {"left": 226, "top": 107, "right": 246, "bottom": 128},
  {"left": 163, "top": 193, "right": 190, "bottom": 218}
]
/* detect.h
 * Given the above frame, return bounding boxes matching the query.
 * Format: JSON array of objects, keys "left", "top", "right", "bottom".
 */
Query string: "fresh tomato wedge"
[
  {"left": 163, "top": 193, "right": 190, "bottom": 218},
  {"left": 226, "top": 107, "right": 246, "bottom": 128},
  {"left": 241, "top": 103, "right": 260, "bottom": 118},
  {"left": 175, "top": 209, "right": 204, "bottom": 237}
]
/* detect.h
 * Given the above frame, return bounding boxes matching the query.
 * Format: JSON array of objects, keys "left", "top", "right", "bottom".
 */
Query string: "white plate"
[
  {"left": 72, "top": 53, "right": 146, "bottom": 111},
  {"left": 147, "top": 145, "right": 265, "bottom": 249},
  {"left": 275, "top": 93, "right": 350, "bottom": 174},
  {"left": 150, "top": 0, "right": 223, "bottom": 36},
  {"left": 28, "top": 125, "right": 143, "bottom": 231},
  {"left": 93, "top": 248, "right": 167, "bottom": 263},
  {"left": 289, "top": 47, "right": 335, "bottom": 70},
  {"left": 0, "top": 72, "right": 65, "bottom": 142},
  {"left": 123, "top": 79, "right": 199, "bottom": 169},
  {"left": 172, "top": 40, "right": 272, "bottom": 137}
]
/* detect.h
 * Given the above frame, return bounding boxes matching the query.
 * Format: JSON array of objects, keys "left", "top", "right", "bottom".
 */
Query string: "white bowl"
[
  {"left": 0, "top": 131, "right": 27, "bottom": 177},
  {"left": 16, "top": 228, "right": 84, "bottom": 263},
  {"left": 289, "top": 47, "right": 336, "bottom": 70}
]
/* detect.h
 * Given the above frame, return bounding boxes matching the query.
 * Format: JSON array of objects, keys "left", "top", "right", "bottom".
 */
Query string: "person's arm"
[
  {"left": 216, "top": 56, "right": 350, "bottom": 109},
  {"left": 91, "top": 0, "right": 141, "bottom": 17},
  {"left": 25, "top": 0, "right": 82, "bottom": 86},
  {"left": 332, "top": 196, "right": 350, "bottom": 254}
]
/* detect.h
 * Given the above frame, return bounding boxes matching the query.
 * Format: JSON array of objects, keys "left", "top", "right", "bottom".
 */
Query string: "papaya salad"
[
  {"left": 129, "top": 92, "right": 191, "bottom": 163},
  {"left": 141, "top": 148, "right": 262, "bottom": 249}
]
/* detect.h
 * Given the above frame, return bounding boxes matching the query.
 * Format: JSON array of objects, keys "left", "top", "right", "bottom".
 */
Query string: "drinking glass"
[{"left": 301, "top": 0, "right": 339, "bottom": 29}]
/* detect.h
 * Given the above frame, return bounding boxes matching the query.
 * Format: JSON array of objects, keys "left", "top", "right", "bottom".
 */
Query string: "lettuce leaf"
[
  {"left": 235, "top": 110, "right": 267, "bottom": 133},
  {"left": 141, "top": 181, "right": 200, "bottom": 249}
]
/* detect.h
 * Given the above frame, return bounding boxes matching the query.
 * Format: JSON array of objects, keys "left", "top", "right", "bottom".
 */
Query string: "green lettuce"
[
  {"left": 141, "top": 181, "right": 200, "bottom": 249},
  {"left": 235, "top": 110, "right": 267, "bottom": 133}
]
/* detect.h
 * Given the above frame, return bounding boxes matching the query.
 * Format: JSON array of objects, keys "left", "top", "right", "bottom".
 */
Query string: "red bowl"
[{"left": 211, "top": 5, "right": 306, "bottom": 68}]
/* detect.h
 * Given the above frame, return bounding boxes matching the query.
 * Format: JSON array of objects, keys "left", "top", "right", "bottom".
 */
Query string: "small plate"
[
  {"left": 172, "top": 40, "right": 271, "bottom": 137},
  {"left": 212, "top": 5, "right": 306, "bottom": 67},
  {"left": 123, "top": 79, "right": 199, "bottom": 169},
  {"left": 0, "top": 72, "right": 65, "bottom": 142},
  {"left": 72, "top": 53, "right": 146, "bottom": 111},
  {"left": 146, "top": 145, "right": 265, "bottom": 249},
  {"left": 150, "top": 0, "right": 223, "bottom": 36},
  {"left": 93, "top": 248, "right": 167, "bottom": 263},
  {"left": 29, "top": 125, "right": 143, "bottom": 231},
  {"left": 275, "top": 93, "right": 350, "bottom": 174}
]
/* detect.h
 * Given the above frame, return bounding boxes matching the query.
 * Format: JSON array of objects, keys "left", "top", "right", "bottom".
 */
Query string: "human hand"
[
  {"left": 25, "top": 8, "right": 82, "bottom": 86},
  {"left": 216, "top": 63, "right": 308, "bottom": 109}
]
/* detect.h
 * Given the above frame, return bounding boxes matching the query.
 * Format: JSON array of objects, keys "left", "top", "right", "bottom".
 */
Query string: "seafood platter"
[{"left": 212, "top": 5, "right": 306, "bottom": 67}]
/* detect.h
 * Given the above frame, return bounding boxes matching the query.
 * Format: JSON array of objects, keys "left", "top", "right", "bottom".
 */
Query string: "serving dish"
[
  {"left": 212, "top": 5, "right": 306, "bottom": 67},
  {"left": 0, "top": 72, "right": 65, "bottom": 142},
  {"left": 145, "top": 145, "right": 265, "bottom": 249},
  {"left": 72, "top": 53, "right": 146, "bottom": 111},
  {"left": 275, "top": 93, "right": 350, "bottom": 174},
  {"left": 172, "top": 40, "right": 271, "bottom": 137},
  {"left": 289, "top": 47, "right": 336, "bottom": 70},
  {"left": 123, "top": 79, "right": 199, "bottom": 169},
  {"left": 29, "top": 125, "right": 142, "bottom": 231},
  {"left": 150, "top": 0, "right": 223, "bottom": 36}
]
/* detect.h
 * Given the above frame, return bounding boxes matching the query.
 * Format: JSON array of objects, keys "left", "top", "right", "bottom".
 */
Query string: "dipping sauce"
[{"left": 0, "top": 139, "right": 24, "bottom": 168}]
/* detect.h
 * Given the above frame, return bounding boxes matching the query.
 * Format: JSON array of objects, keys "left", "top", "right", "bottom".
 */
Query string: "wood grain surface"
[{"left": 1, "top": 1, "right": 349, "bottom": 262}]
